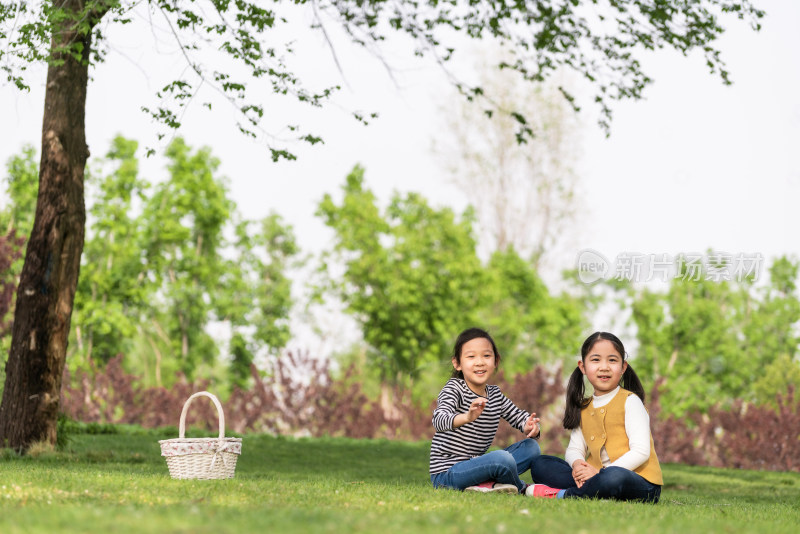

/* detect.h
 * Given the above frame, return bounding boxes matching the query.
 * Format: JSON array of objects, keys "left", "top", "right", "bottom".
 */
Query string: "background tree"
[
  {"left": 67, "top": 137, "right": 299, "bottom": 390},
  {"left": 629, "top": 253, "right": 800, "bottom": 416},
  {"left": 138, "top": 138, "right": 232, "bottom": 382},
  {"left": 70, "top": 137, "right": 150, "bottom": 370},
  {"left": 0, "top": 147, "right": 39, "bottom": 351},
  {"left": 479, "top": 248, "right": 586, "bottom": 374},
  {"left": 0, "top": 0, "right": 766, "bottom": 449},
  {"left": 317, "top": 167, "right": 593, "bottom": 408},
  {"left": 317, "top": 166, "right": 485, "bottom": 396},
  {"left": 742, "top": 257, "right": 800, "bottom": 407},
  {"left": 0, "top": 146, "right": 39, "bottom": 238},
  {"left": 434, "top": 50, "right": 588, "bottom": 369},
  {"left": 0, "top": 230, "right": 25, "bottom": 395},
  {"left": 0, "top": 148, "right": 37, "bottom": 401},
  {"left": 225, "top": 214, "right": 299, "bottom": 354},
  {"left": 437, "top": 53, "right": 581, "bottom": 269},
  {"left": 219, "top": 213, "right": 300, "bottom": 390}
]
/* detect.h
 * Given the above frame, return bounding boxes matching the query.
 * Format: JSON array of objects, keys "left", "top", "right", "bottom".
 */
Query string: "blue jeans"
[
  {"left": 430, "top": 438, "right": 541, "bottom": 493},
  {"left": 531, "top": 455, "right": 661, "bottom": 502}
]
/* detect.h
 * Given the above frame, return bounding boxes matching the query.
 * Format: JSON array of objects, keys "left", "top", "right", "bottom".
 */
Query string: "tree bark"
[{"left": 0, "top": 2, "right": 94, "bottom": 450}]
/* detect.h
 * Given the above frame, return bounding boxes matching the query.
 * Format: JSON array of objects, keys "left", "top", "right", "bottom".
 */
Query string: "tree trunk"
[
  {"left": 379, "top": 383, "right": 401, "bottom": 423},
  {"left": 0, "top": 3, "right": 95, "bottom": 450}
]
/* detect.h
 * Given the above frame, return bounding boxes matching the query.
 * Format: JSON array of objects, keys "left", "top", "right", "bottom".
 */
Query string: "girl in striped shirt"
[{"left": 430, "top": 327, "right": 543, "bottom": 495}]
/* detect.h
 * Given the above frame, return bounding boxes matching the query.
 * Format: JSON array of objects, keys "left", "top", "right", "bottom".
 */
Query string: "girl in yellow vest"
[{"left": 527, "top": 331, "right": 663, "bottom": 502}]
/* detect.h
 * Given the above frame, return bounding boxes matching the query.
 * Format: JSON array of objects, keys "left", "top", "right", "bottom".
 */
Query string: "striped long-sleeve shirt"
[{"left": 429, "top": 378, "right": 531, "bottom": 475}]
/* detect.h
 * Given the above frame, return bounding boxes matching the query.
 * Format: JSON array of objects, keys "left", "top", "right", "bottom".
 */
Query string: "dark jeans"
[
  {"left": 431, "top": 438, "right": 541, "bottom": 493},
  {"left": 531, "top": 454, "right": 661, "bottom": 503}
]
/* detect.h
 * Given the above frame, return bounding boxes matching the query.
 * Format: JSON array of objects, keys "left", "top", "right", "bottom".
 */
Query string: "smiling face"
[
  {"left": 578, "top": 339, "right": 628, "bottom": 396},
  {"left": 453, "top": 337, "right": 496, "bottom": 396}
]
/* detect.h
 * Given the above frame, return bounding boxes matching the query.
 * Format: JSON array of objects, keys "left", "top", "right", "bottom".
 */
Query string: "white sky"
[{"left": 2, "top": 1, "right": 799, "bottom": 352}]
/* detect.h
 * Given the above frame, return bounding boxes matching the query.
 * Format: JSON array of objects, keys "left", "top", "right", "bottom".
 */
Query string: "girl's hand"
[
  {"left": 465, "top": 397, "right": 487, "bottom": 423},
  {"left": 524, "top": 412, "right": 541, "bottom": 438},
  {"left": 571, "top": 460, "right": 599, "bottom": 488}
]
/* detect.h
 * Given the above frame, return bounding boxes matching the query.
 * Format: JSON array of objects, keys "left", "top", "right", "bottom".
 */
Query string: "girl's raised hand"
[
  {"left": 524, "top": 412, "right": 541, "bottom": 438},
  {"left": 466, "top": 397, "right": 487, "bottom": 422}
]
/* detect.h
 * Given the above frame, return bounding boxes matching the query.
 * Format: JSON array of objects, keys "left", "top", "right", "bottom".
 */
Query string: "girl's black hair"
[
  {"left": 450, "top": 327, "right": 501, "bottom": 379},
  {"left": 562, "top": 331, "right": 646, "bottom": 430}
]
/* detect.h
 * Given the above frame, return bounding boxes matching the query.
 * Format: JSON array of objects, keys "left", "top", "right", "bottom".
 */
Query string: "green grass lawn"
[{"left": 1, "top": 428, "right": 798, "bottom": 533}]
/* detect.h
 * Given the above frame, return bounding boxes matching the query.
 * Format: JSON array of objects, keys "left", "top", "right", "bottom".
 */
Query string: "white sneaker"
[{"left": 465, "top": 481, "right": 518, "bottom": 494}]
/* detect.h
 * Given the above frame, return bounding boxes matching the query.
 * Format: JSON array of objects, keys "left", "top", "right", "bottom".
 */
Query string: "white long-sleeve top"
[{"left": 564, "top": 386, "right": 652, "bottom": 471}]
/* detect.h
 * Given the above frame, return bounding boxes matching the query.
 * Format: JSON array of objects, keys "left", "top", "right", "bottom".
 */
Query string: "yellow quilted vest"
[{"left": 579, "top": 388, "right": 663, "bottom": 485}]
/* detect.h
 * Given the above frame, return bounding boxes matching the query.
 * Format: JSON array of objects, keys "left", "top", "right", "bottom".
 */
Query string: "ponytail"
[
  {"left": 563, "top": 366, "right": 591, "bottom": 429},
  {"left": 622, "top": 363, "right": 646, "bottom": 404}
]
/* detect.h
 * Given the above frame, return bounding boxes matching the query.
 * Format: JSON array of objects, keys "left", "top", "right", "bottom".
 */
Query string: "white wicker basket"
[{"left": 159, "top": 391, "right": 242, "bottom": 480}]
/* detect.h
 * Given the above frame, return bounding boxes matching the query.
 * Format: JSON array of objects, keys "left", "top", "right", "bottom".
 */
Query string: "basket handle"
[{"left": 178, "top": 391, "right": 226, "bottom": 439}]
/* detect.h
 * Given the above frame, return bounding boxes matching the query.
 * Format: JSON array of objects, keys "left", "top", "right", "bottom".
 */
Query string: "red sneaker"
[
  {"left": 525, "top": 484, "right": 561, "bottom": 498},
  {"left": 465, "top": 481, "right": 518, "bottom": 494}
]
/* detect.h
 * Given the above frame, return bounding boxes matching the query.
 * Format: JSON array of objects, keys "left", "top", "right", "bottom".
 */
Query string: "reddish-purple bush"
[
  {"left": 711, "top": 387, "right": 800, "bottom": 471},
  {"left": 491, "top": 365, "right": 567, "bottom": 454},
  {"left": 651, "top": 381, "right": 800, "bottom": 471},
  {"left": 61, "top": 356, "right": 214, "bottom": 430},
  {"left": 59, "top": 354, "right": 800, "bottom": 472},
  {"left": 60, "top": 351, "right": 435, "bottom": 440}
]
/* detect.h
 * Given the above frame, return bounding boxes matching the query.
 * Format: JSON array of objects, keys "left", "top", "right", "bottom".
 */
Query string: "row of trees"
[
  {"left": 0, "top": 0, "right": 765, "bottom": 449},
  {"left": 627, "top": 256, "right": 800, "bottom": 416},
  {"left": 1, "top": 136, "right": 589, "bottom": 401},
  {"left": 315, "top": 166, "right": 586, "bottom": 407},
  {"left": 316, "top": 169, "right": 800, "bottom": 415},
  {"left": 1, "top": 137, "right": 298, "bottom": 393},
  {"left": 4, "top": 137, "right": 799, "bottom": 426}
]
